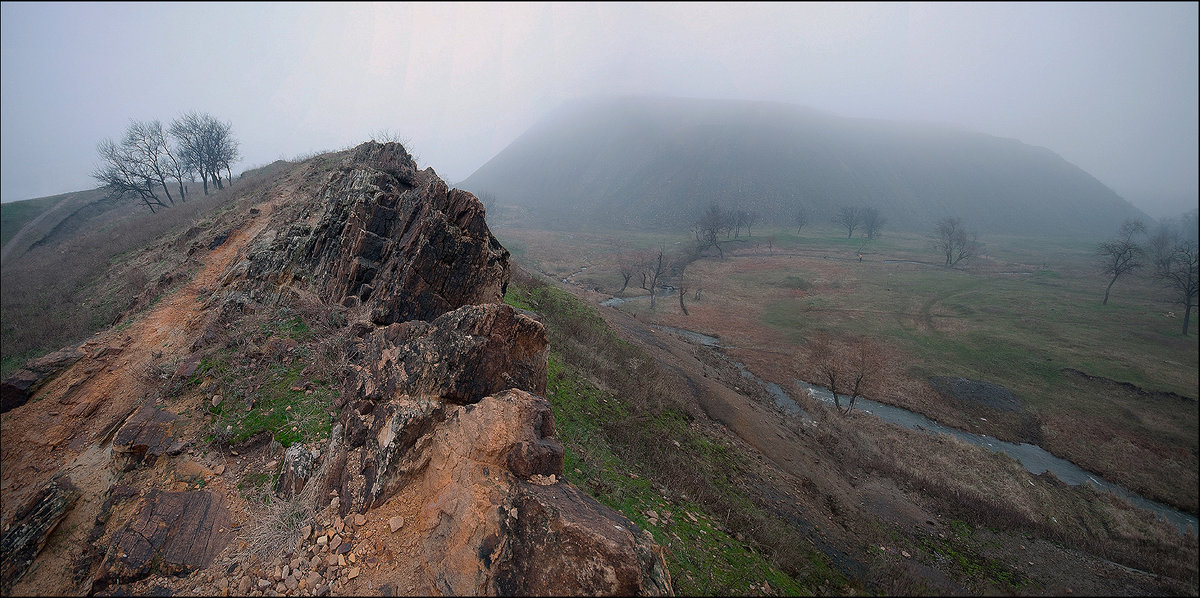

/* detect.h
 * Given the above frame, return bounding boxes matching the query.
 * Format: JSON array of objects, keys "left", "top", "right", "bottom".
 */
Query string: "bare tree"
[
  {"left": 170, "top": 111, "right": 240, "bottom": 194},
  {"left": 617, "top": 252, "right": 638, "bottom": 294},
  {"left": 695, "top": 204, "right": 729, "bottom": 258},
  {"left": 862, "top": 206, "right": 886, "bottom": 240},
  {"left": 834, "top": 206, "right": 862, "bottom": 239},
  {"left": 670, "top": 251, "right": 698, "bottom": 315},
  {"left": 744, "top": 211, "right": 760, "bottom": 237},
  {"left": 93, "top": 118, "right": 197, "bottom": 212},
  {"left": 647, "top": 248, "right": 667, "bottom": 310},
  {"left": 125, "top": 119, "right": 188, "bottom": 204},
  {"left": 675, "top": 275, "right": 691, "bottom": 315},
  {"left": 636, "top": 251, "right": 651, "bottom": 290},
  {"left": 1097, "top": 218, "right": 1146, "bottom": 305},
  {"left": 1147, "top": 221, "right": 1180, "bottom": 277},
  {"left": 93, "top": 137, "right": 169, "bottom": 213},
  {"left": 1158, "top": 243, "right": 1199, "bottom": 335},
  {"left": 794, "top": 203, "right": 810, "bottom": 233},
  {"left": 933, "top": 217, "right": 980, "bottom": 268},
  {"left": 806, "top": 334, "right": 886, "bottom": 415}
]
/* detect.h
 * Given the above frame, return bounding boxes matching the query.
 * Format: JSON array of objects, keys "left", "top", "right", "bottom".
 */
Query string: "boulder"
[
  {"left": 0, "top": 476, "right": 80, "bottom": 592},
  {"left": 275, "top": 443, "right": 317, "bottom": 499},
  {"left": 96, "top": 491, "right": 232, "bottom": 585},
  {"left": 112, "top": 405, "right": 179, "bottom": 470},
  {"left": 0, "top": 346, "right": 83, "bottom": 413},
  {"left": 495, "top": 482, "right": 673, "bottom": 596}
]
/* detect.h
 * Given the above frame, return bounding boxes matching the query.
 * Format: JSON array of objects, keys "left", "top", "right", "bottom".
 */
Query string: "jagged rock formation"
[
  {"left": 205, "top": 141, "right": 669, "bottom": 594},
  {"left": 234, "top": 142, "right": 509, "bottom": 325},
  {"left": 0, "top": 140, "right": 671, "bottom": 596}
]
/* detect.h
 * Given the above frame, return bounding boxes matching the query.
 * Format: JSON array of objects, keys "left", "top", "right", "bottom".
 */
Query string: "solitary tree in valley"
[
  {"left": 806, "top": 334, "right": 886, "bottom": 415},
  {"left": 695, "top": 204, "right": 729, "bottom": 258},
  {"left": 835, "top": 206, "right": 862, "bottom": 239},
  {"left": 617, "top": 252, "right": 638, "bottom": 294},
  {"left": 794, "top": 203, "right": 811, "bottom": 234},
  {"left": 1097, "top": 219, "right": 1146, "bottom": 305},
  {"left": 933, "top": 217, "right": 980, "bottom": 268},
  {"left": 1158, "top": 243, "right": 1199, "bottom": 335},
  {"left": 862, "top": 206, "right": 886, "bottom": 240},
  {"left": 647, "top": 248, "right": 666, "bottom": 310},
  {"left": 1147, "top": 221, "right": 1180, "bottom": 277},
  {"left": 744, "top": 211, "right": 760, "bottom": 237}
]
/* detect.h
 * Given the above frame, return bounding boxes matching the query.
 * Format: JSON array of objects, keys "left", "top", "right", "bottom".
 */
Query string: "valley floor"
[{"left": 497, "top": 224, "right": 1199, "bottom": 595}]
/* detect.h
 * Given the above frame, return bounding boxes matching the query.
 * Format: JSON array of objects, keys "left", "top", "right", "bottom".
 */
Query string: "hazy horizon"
[{"left": 2, "top": 2, "right": 1197, "bottom": 218}]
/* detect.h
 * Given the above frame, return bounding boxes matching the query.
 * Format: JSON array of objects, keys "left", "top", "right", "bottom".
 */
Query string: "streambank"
[{"left": 655, "top": 325, "right": 1198, "bottom": 535}]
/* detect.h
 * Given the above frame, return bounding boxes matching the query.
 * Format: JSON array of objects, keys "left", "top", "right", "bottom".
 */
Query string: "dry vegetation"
[
  {"left": 497, "top": 223, "right": 1199, "bottom": 593},
  {"left": 1, "top": 161, "right": 294, "bottom": 379}
]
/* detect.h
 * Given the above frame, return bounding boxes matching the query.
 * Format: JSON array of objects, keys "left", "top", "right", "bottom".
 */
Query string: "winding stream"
[{"left": 652, "top": 325, "right": 1198, "bottom": 534}]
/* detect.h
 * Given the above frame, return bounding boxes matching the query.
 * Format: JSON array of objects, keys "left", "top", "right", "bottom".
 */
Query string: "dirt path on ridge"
[{"left": 1, "top": 198, "right": 278, "bottom": 525}]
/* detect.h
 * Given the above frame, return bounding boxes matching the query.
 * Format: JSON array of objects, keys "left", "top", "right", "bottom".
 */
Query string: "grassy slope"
[
  {"left": 0, "top": 195, "right": 64, "bottom": 249},
  {"left": 1, "top": 165, "right": 294, "bottom": 380},
  {"left": 504, "top": 275, "right": 849, "bottom": 595}
]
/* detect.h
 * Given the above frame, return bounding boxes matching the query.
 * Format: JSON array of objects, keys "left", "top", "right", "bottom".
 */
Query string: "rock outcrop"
[
  {"left": 95, "top": 490, "right": 233, "bottom": 585},
  {"left": 0, "top": 346, "right": 82, "bottom": 413},
  {"left": 229, "top": 141, "right": 508, "bottom": 326},
  {"left": 2, "top": 140, "right": 670, "bottom": 596},
  {"left": 0, "top": 476, "right": 80, "bottom": 592},
  {"left": 112, "top": 405, "right": 181, "bottom": 470},
  {"left": 203, "top": 141, "right": 670, "bottom": 594},
  {"left": 403, "top": 389, "right": 670, "bottom": 595}
]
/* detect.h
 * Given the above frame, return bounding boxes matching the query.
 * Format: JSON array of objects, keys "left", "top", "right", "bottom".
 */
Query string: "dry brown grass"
[
  {"left": 792, "top": 393, "right": 1199, "bottom": 583},
  {"left": 1, "top": 162, "right": 296, "bottom": 378}
]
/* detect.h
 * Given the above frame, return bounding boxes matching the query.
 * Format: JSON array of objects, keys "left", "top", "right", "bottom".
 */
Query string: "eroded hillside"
[{"left": 0, "top": 142, "right": 670, "bottom": 596}]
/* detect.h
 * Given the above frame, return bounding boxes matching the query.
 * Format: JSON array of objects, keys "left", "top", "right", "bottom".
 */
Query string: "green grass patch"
[
  {"left": 914, "top": 520, "right": 1032, "bottom": 592},
  {"left": 197, "top": 350, "right": 333, "bottom": 448}
]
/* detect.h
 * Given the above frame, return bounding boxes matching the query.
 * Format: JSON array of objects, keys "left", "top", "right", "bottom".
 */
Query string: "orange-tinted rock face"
[{"left": 1, "top": 141, "right": 671, "bottom": 596}]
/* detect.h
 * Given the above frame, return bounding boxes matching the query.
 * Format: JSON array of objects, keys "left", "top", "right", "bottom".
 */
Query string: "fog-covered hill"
[{"left": 460, "top": 96, "right": 1148, "bottom": 236}]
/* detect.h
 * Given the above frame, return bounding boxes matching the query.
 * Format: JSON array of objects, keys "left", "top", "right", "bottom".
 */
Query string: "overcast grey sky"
[{"left": 2, "top": 2, "right": 1196, "bottom": 217}]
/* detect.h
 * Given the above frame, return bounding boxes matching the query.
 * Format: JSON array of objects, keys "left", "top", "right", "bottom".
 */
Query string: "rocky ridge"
[{"left": 0, "top": 141, "right": 671, "bottom": 596}]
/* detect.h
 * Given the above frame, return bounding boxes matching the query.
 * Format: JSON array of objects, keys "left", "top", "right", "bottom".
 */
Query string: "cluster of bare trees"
[
  {"left": 93, "top": 112, "right": 239, "bottom": 213},
  {"left": 616, "top": 246, "right": 700, "bottom": 313},
  {"left": 833, "top": 206, "right": 886, "bottom": 240},
  {"left": 692, "top": 204, "right": 760, "bottom": 258},
  {"left": 805, "top": 334, "right": 888, "bottom": 415},
  {"left": 1097, "top": 216, "right": 1199, "bottom": 334}
]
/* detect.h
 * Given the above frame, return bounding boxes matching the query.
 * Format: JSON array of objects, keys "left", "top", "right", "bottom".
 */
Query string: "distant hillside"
[
  {"left": 460, "top": 96, "right": 1148, "bottom": 237},
  {"left": 1, "top": 195, "right": 64, "bottom": 249}
]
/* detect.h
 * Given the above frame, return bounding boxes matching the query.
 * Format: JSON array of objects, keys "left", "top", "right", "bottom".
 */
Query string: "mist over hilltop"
[{"left": 460, "top": 96, "right": 1149, "bottom": 237}]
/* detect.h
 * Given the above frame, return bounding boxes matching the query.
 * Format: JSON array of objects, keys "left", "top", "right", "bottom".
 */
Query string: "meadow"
[{"left": 494, "top": 222, "right": 1199, "bottom": 515}]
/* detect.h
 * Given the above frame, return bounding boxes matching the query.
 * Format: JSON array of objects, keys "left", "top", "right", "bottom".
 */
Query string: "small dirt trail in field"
[{"left": 0, "top": 197, "right": 278, "bottom": 525}]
